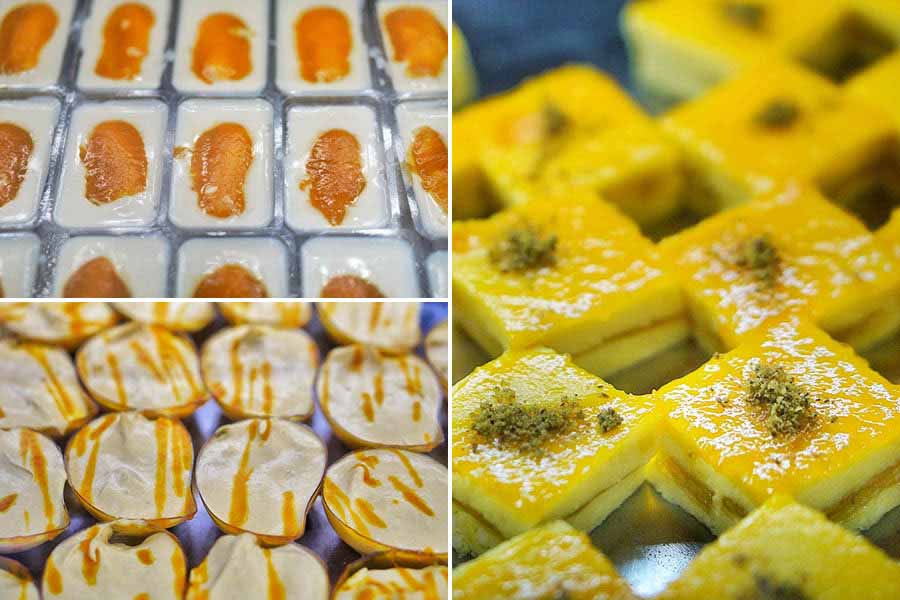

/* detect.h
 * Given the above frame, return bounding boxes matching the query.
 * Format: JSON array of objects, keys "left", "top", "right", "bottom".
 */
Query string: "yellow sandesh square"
[
  {"left": 623, "top": 0, "right": 896, "bottom": 104},
  {"left": 452, "top": 521, "right": 637, "bottom": 600},
  {"left": 659, "top": 186, "right": 900, "bottom": 355},
  {"left": 452, "top": 64, "right": 683, "bottom": 226},
  {"left": 453, "top": 192, "right": 689, "bottom": 378},
  {"left": 662, "top": 61, "right": 899, "bottom": 214},
  {"left": 649, "top": 318, "right": 900, "bottom": 534},
  {"left": 452, "top": 348, "right": 659, "bottom": 555},
  {"left": 847, "top": 51, "right": 900, "bottom": 130},
  {"left": 658, "top": 496, "right": 900, "bottom": 600}
]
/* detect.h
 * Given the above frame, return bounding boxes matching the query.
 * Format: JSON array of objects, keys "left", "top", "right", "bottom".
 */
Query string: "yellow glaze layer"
[
  {"left": 662, "top": 61, "right": 897, "bottom": 211},
  {"left": 452, "top": 348, "right": 659, "bottom": 537},
  {"left": 452, "top": 520, "right": 636, "bottom": 600},
  {"left": 658, "top": 496, "right": 900, "bottom": 599},
  {"left": 659, "top": 186, "right": 900, "bottom": 353},
  {"left": 453, "top": 192, "right": 684, "bottom": 358},
  {"left": 655, "top": 319, "right": 900, "bottom": 529},
  {"left": 847, "top": 51, "right": 900, "bottom": 131}
]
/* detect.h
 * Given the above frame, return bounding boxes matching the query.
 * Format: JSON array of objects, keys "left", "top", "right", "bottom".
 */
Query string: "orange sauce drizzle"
[
  {"left": 134, "top": 594, "right": 150, "bottom": 600},
  {"left": 18, "top": 429, "right": 53, "bottom": 526},
  {"left": 354, "top": 498, "right": 386, "bottom": 528},
  {"left": 152, "top": 302, "right": 168, "bottom": 323},
  {"left": 105, "top": 352, "right": 128, "bottom": 408},
  {"left": 373, "top": 372, "right": 384, "bottom": 406},
  {"left": 77, "top": 414, "right": 117, "bottom": 503},
  {"left": 79, "top": 120, "right": 148, "bottom": 205},
  {"left": 0, "top": 3, "right": 59, "bottom": 75},
  {"left": 323, "top": 477, "right": 370, "bottom": 535},
  {"left": 412, "top": 400, "right": 421, "bottom": 422},
  {"left": 151, "top": 326, "right": 203, "bottom": 405},
  {"left": 369, "top": 303, "right": 383, "bottom": 331},
  {"left": 154, "top": 418, "right": 169, "bottom": 517},
  {"left": 263, "top": 548, "right": 286, "bottom": 600},
  {"left": 63, "top": 257, "right": 132, "bottom": 298},
  {"left": 354, "top": 463, "right": 381, "bottom": 487},
  {"left": 397, "top": 356, "right": 423, "bottom": 396},
  {"left": 350, "top": 346, "right": 364, "bottom": 371},
  {"left": 190, "top": 122, "right": 253, "bottom": 218},
  {"left": 45, "top": 555, "right": 63, "bottom": 595},
  {"left": 388, "top": 475, "right": 433, "bottom": 516},
  {"left": 171, "top": 422, "right": 188, "bottom": 499},
  {"left": 282, "top": 490, "right": 298, "bottom": 536},
  {"left": 22, "top": 345, "right": 76, "bottom": 417},
  {"left": 172, "top": 545, "right": 186, "bottom": 599},
  {"left": 300, "top": 129, "right": 366, "bottom": 226},
  {"left": 357, "top": 453, "right": 379, "bottom": 469},
  {"left": 136, "top": 548, "right": 154, "bottom": 565},
  {"left": 191, "top": 13, "right": 252, "bottom": 84},
  {"left": 0, "top": 123, "right": 33, "bottom": 208},
  {"left": 361, "top": 392, "right": 375, "bottom": 422},
  {"left": 95, "top": 2, "right": 155, "bottom": 81},
  {"left": 383, "top": 7, "right": 447, "bottom": 77},
  {"left": 391, "top": 450, "right": 422, "bottom": 487},
  {"left": 408, "top": 126, "right": 447, "bottom": 212},
  {"left": 294, "top": 7, "right": 351, "bottom": 83},
  {"left": 130, "top": 339, "right": 165, "bottom": 382},
  {"left": 228, "top": 420, "right": 257, "bottom": 526},
  {"left": 79, "top": 525, "right": 101, "bottom": 585},
  {"left": 194, "top": 264, "right": 269, "bottom": 298},
  {"left": 187, "top": 559, "right": 208, "bottom": 599},
  {"left": 230, "top": 336, "right": 244, "bottom": 409},
  {"left": 261, "top": 361, "right": 274, "bottom": 414},
  {"left": 0, "top": 493, "right": 17, "bottom": 512}
]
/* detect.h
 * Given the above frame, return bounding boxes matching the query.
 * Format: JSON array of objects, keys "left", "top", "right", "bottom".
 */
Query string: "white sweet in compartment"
[
  {"left": 301, "top": 236, "right": 419, "bottom": 298},
  {"left": 0, "top": 0, "right": 75, "bottom": 89},
  {"left": 176, "top": 237, "right": 289, "bottom": 298},
  {"left": 395, "top": 101, "right": 447, "bottom": 238},
  {"left": 52, "top": 235, "right": 169, "bottom": 297},
  {"left": 376, "top": 0, "right": 448, "bottom": 95},
  {"left": 0, "top": 234, "right": 39, "bottom": 297}
]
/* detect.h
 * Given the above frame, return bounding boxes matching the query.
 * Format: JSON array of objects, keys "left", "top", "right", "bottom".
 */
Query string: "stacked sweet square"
[{"left": 452, "top": 1, "right": 900, "bottom": 597}]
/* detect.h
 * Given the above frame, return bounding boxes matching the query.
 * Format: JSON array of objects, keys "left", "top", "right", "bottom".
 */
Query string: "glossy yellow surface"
[
  {"left": 453, "top": 192, "right": 683, "bottom": 356},
  {"left": 880, "top": 209, "right": 900, "bottom": 262},
  {"left": 847, "top": 51, "right": 900, "bottom": 131},
  {"left": 662, "top": 61, "right": 897, "bottom": 209},
  {"left": 452, "top": 348, "right": 658, "bottom": 537},
  {"left": 658, "top": 496, "right": 900, "bottom": 599},
  {"left": 659, "top": 186, "right": 900, "bottom": 352},
  {"left": 657, "top": 319, "right": 900, "bottom": 513},
  {"left": 452, "top": 520, "right": 636, "bottom": 600}
]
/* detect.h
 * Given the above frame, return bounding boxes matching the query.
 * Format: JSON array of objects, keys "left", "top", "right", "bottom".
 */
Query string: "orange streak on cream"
[
  {"left": 388, "top": 475, "right": 433, "bottom": 516},
  {"left": 79, "top": 120, "right": 147, "bottom": 205},
  {"left": 134, "top": 594, "right": 150, "bottom": 600},
  {"left": 230, "top": 336, "right": 244, "bottom": 409},
  {"left": 172, "top": 545, "right": 186, "bottom": 599},
  {"left": 136, "top": 548, "right": 154, "bottom": 565},
  {"left": 95, "top": 2, "right": 155, "bottom": 81},
  {"left": 0, "top": 493, "right": 17, "bottom": 512},
  {"left": 130, "top": 340, "right": 165, "bottom": 382},
  {"left": 323, "top": 477, "right": 370, "bottom": 536},
  {"left": 321, "top": 275, "right": 385, "bottom": 298},
  {"left": 281, "top": 490, "right": 298, "bottom": 536},
  {"left": 22, "top": 345, "right": 76, "bottom": 417},
  {"left": 191, "top": 13, "right": 252, "bottom": 84},
  {"left": 412, "top": 400, "right": 421, "bottom": 422},
  {"left": 354, "top": 498, "right": 386, "bottom": 528},
  {"left": 77, "top": 414, "right": 117, "bottom": 503},
  {"left": 357, "top": 453, "right": 379, "bottom": 469},
  {"left": 187, "top": 559, "right": 208, "bottom": 599},
  {"left": 354, "top": 463, "right": 380, "bottom": 487},
  {"left": 152, "top": 326, "right": 203, "bottom": 404},
  {"left": 383, "top": 7, "right": 447, "bottom": 77},
  {"left": 0, "top": 123, "right": 33, "bottom": 208},
  {"left": 105, "top": 352, "right": 128, "bottom": 408},
  {"left": 190, "top": 122, "right": 253, "bottom": 218},
  {"left": 63, "top": 257, "right": 132, "bottom": 298},
  {"left": 154, "top": 418, "right": 169, "bottom": 517},
  {"left": 391, "top": 450, "right": 422, "bottom": 487},
  {"left": 294, "top": 7, "right": 351, "bottom": 83},
  {"left": 0, "top": 3, "right": 59, "bottom": 75},
  {"left": 263, "top": 548, "right": 286, "bottom": 600},
  {"left": 300, "top": 129, "right": 365, "bottom": 226},
  {"left": 171, "top": 423, "right": 187, "bottom": 499},
  {"left": 19, "top": 430, "right": 53, "bottom": 526},
  {"left": 361, "top": 392, "right": 375, "bottom": 422},
  {"left": 45, "top": 556, "right": 63, "bottom": 595},
  {"left": 228, "top": 420, "right": 257, "bottom": 527},
  {"left": 373, "top": 372, "right": 384, "bottom": 406},
  {"left": 79, "top": 525, "right": 101, "bottom": 585},
  {"left": 194, "top": 264, "right": 269, "bottom": 298},
  {"left": 369, "top": 303, "right": 382, "bottom": 331},
  {"left": 261, "top": 361, "right": 274, "bottom": 414},
  {"left": 409, "top": 126, "right": 447, "bottom": 213}
]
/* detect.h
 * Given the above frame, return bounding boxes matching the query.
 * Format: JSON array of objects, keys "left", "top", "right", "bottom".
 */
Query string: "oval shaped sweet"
[
  {"left": 195, "top": 418, "right": 327, "bottom": 544},
  {"left": 193, "top": 264, "right": 268, "bottom": 298},
  {"left": 0, "top": 428, "right": 68, "bottom": 553},
  {"left": 318, "top": 302, "right": 421, "bottom": 354},
  {"left": 321, "top": 274, "right": 385, "bottom": 298},
  {"left": 62, "top": 257, "right": 132, "bottom": 298},
  {"left": 0, "top": 339, "right": 97, "bottom": 437},
  {"left": 76, "top": 322, "right": 206, "bottom": 416},
  {"left": 186, "top": 533, "right": 328, "bottom": 600},
  {"left": 113, "top": 301, "right": 216, "bottom": 332},
  {"left": 300, "top": 128, "right": 366, "bottom": 226},
  {"left": 322, "top": 449, "right": 448, "bottom": 560},
  {"left": 383, "top": 7, "right": 447, "bottom": 78},
  {"left": 79, "top": 120, "right": 148, "bottom": 205},
  {"left": 409, "top": 125, "right": 448, "bottom": 213},
  {"left": 0, "top": 123, "right": 33, "bottom": 208},
  {"left": 94, "top": 2, "right": 156, "bottom": 81},
  {"left": 218, "top": 301, "right": 311, "bottom": 328},
  {"left": 41, "top": 521, "right": 187, "bottom": 600},
  {"left": 191, "top": 12, "right": 252, "bottom": 84},
  {"left": 294, "top": 6, "right": 351, "bottom": 83},
  {"left": 0, "top": 3, "right": 58, "bottom": 75},
  {"left": 65, "top": 413, "right": 196, "bottom": 528},
  {"left": 318, "top": 345, "right": 443, "bottom": 450},
  {"left": 190, "top": 122, "right": 253, "bottom": 218},
  {"left": 201, "top": 325, "right": 319, "bottom": 420},
  {"left": 0, "top": 302, "right": 118, "bottom": 348}
]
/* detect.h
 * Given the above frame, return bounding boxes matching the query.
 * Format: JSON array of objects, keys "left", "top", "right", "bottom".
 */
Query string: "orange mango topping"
[
  {"left": 79, "top": 120, "right": 148, "bottom": 205},
  {"left": 0, "top": 122, "right": 34, "bottom": 208},
  {"left": 300, "top": 129, "right": 366, "bottom": 225},
  {"left": 0, "top": 3, "right": 59, "bottom": 75},
  {"left": 383, "top": 7, "right": 447, "bottom": 77},
  {"left": 95, "top": 2, "right": 156, "bottom": 81},
  {"left": 321, "top": 275, "right": 384, "bottom": 298},
  {"left": 191, "top": 12, "right": 252, "bottom": 84},
  {"left": 190, "top": 122, "right": 253, "bottom": 218},
  {"left": 294, "top": 7, "right": 352, "bottom": 83},
  {"left": 193, "top": 264, "right": 268, "bottom": 298},
  {"left": 63, "top": 257, "right": 132, "bottom": 298},
  {"left": 408, "top": 125, "right": 447, "bottom": 213}
]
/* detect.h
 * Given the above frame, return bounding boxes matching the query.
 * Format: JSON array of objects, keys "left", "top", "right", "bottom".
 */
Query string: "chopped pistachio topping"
[
  {"left": 489, "top": 225, "right": 558, "bottom": 273},
  {"left": 746, "top": 363, "right": 815, "bottom": 436},
  {"left": 752, "top": 575, "right": 810, "bottom": 600},
  {"left": 597, "top": 407, "right": 623, "bottom": 433},
  {"left": 723, "top": 1, "right": 765, "bottom": 29},
  {"left": 471, "top": 386, "right": 583, "bottom": 453},
  {"left": 754, "top": 99, "right": 800, "bottom": 129},
  {"left": 735, "top": 234, "right": 780, "bottom": 287}
]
